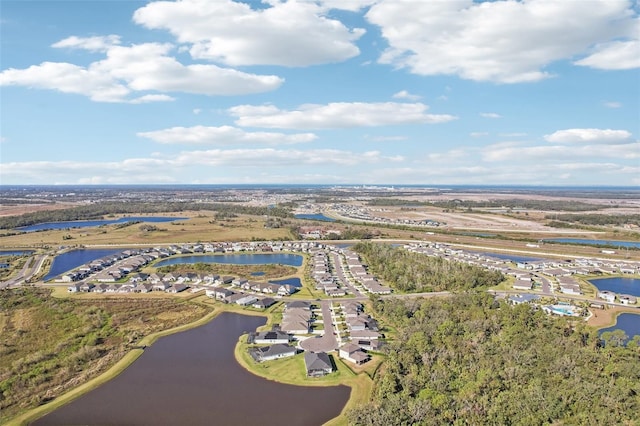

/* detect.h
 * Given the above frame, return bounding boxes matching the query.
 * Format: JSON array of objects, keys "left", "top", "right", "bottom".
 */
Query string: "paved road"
[
  {"left": 1, "top": 254, "right": 47, "bottom": 289},
  {"left": 300, "top": 300, "right": 339, "bottom": 353}
]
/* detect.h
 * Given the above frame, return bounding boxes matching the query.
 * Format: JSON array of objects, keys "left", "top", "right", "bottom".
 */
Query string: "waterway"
[
  {"left": 589, "top": 277, "right": 640, "bottom": 297},
  {"left": 44, "top": 249, "right": 124, "bottom": 281},
  {"left": 295, "top": 213, "right": 336, "bottom": 222},
  {"left": 17, "top": 216, "right": 186, "bottom": 232},
  {"left": 155, "top": 253, "right": 303, "bottom": 268},
  {"left": 544, "top": 238, "right": 640, "bottom": 249},
  {"left": 599, "top": 313, "right": 640, "bottom": 344},
  {"left": 33, "top": 312, "right": 350, "bottom": 426}
]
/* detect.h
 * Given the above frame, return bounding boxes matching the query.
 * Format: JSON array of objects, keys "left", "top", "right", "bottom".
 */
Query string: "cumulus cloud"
[
  {"left": 0, "top": 148, "right": 403, "bottom": 184},
  {"left": 392, "top": 90, "right": 421, "bottom": 100},
  {"left": 480, "top": 112, "right": 501, "bottom": 119},
  {"left": 229, "top": 102, "right": 457, "bottom": 129},
  {"left": 0, "top": 41, "right": 283, "bottom": 102},
  {"left": 133, "top": 0, "right": 365, "bottom": 66},
  {"left": 366, "top": 0, "right": 638, "bottom": 83},
  {"left": 137, "top": 125, "right": 317, "bottom": 145},
  {"left": 482, "top": 140, "right": 639, "bottom": 162},
  {"left": 470, "top": 132, "right": 489, "bottom": 137},
  {"left": 52, "top": 35, "right": 121, "bottom": 52},
  {"left": 575, "top": 39, "right": 640, "bottom": 70},
  {"left": 544, "top": 128, "right": 633, "bottom": 144}
]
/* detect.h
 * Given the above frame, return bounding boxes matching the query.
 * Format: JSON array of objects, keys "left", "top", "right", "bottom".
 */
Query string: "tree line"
[
  {"left": 353, "top": 242, "right": 504, "bottom": 292},
  {"left": 367, "top": 197, "right": 607, "bottom": 212},
  {"left": 546, "top": 213, "right": 640, "bottom": 227},
  {"left": 348, "top": 294, "right": 640, "bottom": 425},
  {"left": 0, "top": 202, "right": 293, "bottom": 229}
]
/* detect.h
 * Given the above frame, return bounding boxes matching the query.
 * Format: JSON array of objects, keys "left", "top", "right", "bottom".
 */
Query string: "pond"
[
  {"left": 155, "top": 253, "right": 303, "bottom": 268},
  {"left": 544, "top": 238, "right": 640, "bottom": 249},
  {"left": 33, "top": 312, "right": 350, "bottom": 426},
  {"left": 599, "top": 313, "right": 640, "bottom": 344},
  {"left": 295, "top": 213, "right": 336, "bottom": 222},
  {"left": 589, "top": 277, "right": 640, "bottom": 297},
  {"left": 17, "top": 216, "right": 187, "bottom": 232},
  {"left": 44, "top": 249, "right": 125, "bottom": 281}
]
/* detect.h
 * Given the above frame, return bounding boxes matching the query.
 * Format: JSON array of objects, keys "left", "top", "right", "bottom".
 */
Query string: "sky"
[{"left": 0, "top": 0, "right": 639, "bottom": 186}]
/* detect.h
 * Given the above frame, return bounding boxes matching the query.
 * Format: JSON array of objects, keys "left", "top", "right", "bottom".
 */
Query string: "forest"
[
  {"left": 0, "top": 202, "right": 293, "bottom": 229},
  {"left": 348, "top": 294, "right": 640, "bottom": 425},
  {"left": 546, "top": 213, "right": 640, "bottom": 227},
  {"left": 353, "top": 242, "right": 504, "bottom": 292}
]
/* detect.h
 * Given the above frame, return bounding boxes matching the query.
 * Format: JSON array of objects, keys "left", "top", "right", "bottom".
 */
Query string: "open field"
[
  {"left": 0, "top": 212, "right": 294, "bottom": 248},
  {"left": 586, "top": 306, "right": 640, "bottom": 329}
]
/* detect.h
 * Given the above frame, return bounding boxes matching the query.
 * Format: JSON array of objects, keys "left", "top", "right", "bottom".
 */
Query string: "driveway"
[{"left": 300, "top": 300, "right": 339, "bottom": 353}]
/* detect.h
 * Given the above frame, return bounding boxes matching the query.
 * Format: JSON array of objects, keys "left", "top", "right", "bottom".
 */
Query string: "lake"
[
  {"left": 295, "top": 213, "right": 336, "bottom": 222},
  {"left": 589, "top": 277, "right": 640, "bottom": 297},
  {"left": 155, "top": 253, "right": 304, "bottom": 268},
  {"left": 544, "top": 238, "right": 640, "bottom": 249},
  {"left": 44, "top": 249, "right": 124, "bottom": 281},
  {"left": 17, "top": 216, "right": 186, "bottom": 232},
  {"left": 33, "top": 312, "right": 350, "bottom": 426},
  {"left": 599, "top": 313, "right": 640, "bottom": 344}
]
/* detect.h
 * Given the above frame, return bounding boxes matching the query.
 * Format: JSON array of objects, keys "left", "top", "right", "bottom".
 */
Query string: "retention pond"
[{"left": 33, "top": 312, "right": 350, "bottom": 426}]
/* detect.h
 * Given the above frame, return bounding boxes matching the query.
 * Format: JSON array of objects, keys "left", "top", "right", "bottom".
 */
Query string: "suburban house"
[
  {"left": 249, "top": 344, "right": 297, "bottom": 362},
  {"left": 304, "top": 352, "right": 334, "bottom": 377},
  {"left": 339, "top": 342, "right": 370, "bottom": 365},
  {"left": 597, "top": 290, "right": 616, "bottom": 303},
  {"left": 512, "top": 279, "right": 533, "bottom": 291},
  {"left": 252, "top": 297, "right": 276, "bottom": 309},
  {"left": 253, "top": 330, "right": 291, "bottom": 344}
]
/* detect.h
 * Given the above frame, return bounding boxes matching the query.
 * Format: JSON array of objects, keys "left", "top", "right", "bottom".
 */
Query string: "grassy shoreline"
[{"left": 7, "top": 296, "right": 373, "bottom": 426}]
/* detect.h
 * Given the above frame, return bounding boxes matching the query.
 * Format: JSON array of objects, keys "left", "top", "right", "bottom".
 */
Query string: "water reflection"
[{"left": 34, "top": 312, "right": 349, "bottom": 426}]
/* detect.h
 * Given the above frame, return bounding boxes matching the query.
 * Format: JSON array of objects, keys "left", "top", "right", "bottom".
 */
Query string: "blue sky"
[{"left": 1, "top": 0, "right": 638, "bottom": 186}]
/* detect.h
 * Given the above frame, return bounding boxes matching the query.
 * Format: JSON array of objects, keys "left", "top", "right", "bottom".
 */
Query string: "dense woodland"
[
  {"left": 353, "top": 242, "right": 504, "bottom": 292},
  {"left": 348, "top": 294, "right": 640, "bottom": 425},
  {"left": 546, "top": 213, "right": 640, "bottom": 227},
  {"left": 0, "top": 202, "right": 293, "bottom": 229}
]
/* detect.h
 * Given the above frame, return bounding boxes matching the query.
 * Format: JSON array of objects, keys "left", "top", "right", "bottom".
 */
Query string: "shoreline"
[{"left": 7, "top": 299, "right": 368, "bottom": 426}]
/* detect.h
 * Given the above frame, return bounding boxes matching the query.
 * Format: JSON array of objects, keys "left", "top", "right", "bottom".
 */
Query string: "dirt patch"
[{"left": 586, "top": 306, "right": 640, "bottom": 328}]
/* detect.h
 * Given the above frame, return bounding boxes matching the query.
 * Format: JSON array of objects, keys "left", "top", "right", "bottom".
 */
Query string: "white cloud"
[
  {"left": 193, "top": 108, "right": 202, "bottom": 115},
  {"left": 575, "top": 39, "right": 640, "bottom": 70},
  {"left": 366, "top": 0, "right": 638, "bottom": 83},
  {"left": 137, "top": 125, "right": 317, "bottom": 145},
  {"left": 544, "top": 128, "right": 633, "bottom": 144},
  {"left": 482, "top": 141, "right": 639, "bottom": 162},
  {"left": 133, "top": 0, "right": 365, "bottom": 66},
  {"left": 392, "top": 90, "right": 421, "bottom": 100},
  {"left": 0, "top": 41, "right": 283, "bottom": 102},
  {"left": 229, "top": 102, "right": 457, "bottom": 129},
  {"left": 130, "top": 94, "right": 175, "bottom": 104},
  {"left": 603, "top": 101, "right": 622, "bottom": 109},
  {"left": 470, "top": 132, "right": 489, "bottom": 137},
  {"left": 480, "top": 112, "right": 501, "bottom": 119},
  {"left": 52, "top": 35, "right": 121, "bottom": 52}
]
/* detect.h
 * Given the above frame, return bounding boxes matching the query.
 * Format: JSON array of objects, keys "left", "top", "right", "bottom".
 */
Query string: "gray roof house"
[
  {"left": 304, "top": 352, "right": 333, "bottom": 377},
  {"left": 249, "top": 344, "right": 297, "bottom": 362}
]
